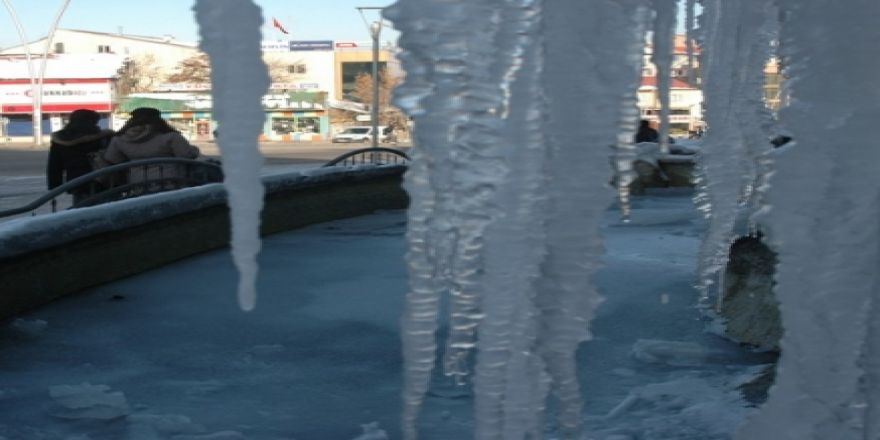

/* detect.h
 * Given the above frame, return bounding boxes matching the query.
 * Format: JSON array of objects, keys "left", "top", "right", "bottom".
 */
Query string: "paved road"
[{"left": 0, "top": 141, "right": 411, "bottom": 218}]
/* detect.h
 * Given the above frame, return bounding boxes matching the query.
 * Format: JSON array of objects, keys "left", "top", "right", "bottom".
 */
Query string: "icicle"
[
  {"left": 614, "top": 4, "right": 653, "bottom": 223},
  {"left": 538, "top": 1, "right": 647, "bottom": 437},
  {"left": 735, "top": 1, "right": 880, "bottom": 438},
  {"left": 694, "top": 0, "right": 772, "bottom": 302},
  {"left": 390, "top": 0, "right": 648, "bottom": 437},
  {"left": 194, "top": 0, "right": 270, "bottom": 311},
  {"left": 470, "top": 4, "right": 546, "bottom": 438},
  {"left": 386, "top": 0, "right": 511, "bottom": 436},
  {"left": 685, "top": 0, "right": 697, "bottom": 87},
  {"left": 650, "top": 0, "right": 677, "bottom": 154}
]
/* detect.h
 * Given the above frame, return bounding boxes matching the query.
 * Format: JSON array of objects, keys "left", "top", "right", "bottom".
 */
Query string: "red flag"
[{"left": 272, "top": 17, "right": 289, "bottom": 35}]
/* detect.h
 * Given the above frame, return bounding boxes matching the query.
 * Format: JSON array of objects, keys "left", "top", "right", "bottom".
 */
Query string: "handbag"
[{"left": 86, "top": 150, "right": 120, "bottom": 187}]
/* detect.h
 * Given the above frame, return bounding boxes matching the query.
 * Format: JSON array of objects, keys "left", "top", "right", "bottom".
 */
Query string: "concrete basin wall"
[{"left": 0, "top": 166, "right": 408, "bottom": 320}]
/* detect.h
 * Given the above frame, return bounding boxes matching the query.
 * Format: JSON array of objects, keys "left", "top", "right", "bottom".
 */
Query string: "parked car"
[{"left": 332, "top": 126, "right": 387, "bottom": 143}]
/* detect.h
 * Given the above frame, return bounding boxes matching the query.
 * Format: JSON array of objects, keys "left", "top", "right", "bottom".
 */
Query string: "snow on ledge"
[{"left": 0, "top": 165, "right": 405, "bottom": 260}]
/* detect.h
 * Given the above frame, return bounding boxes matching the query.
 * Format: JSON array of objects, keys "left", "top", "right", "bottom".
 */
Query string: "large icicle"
[
  {"left": 470, "top": 4, "right": 547, "bottom": 439},
  {"left": 194, "top": 0, "right": 270, "bottom": 311},
  {"left": 685, "top": 0, "right": 697, "bottom": 86},
  {"left": 693, "top": 0, "right": 771, "bottom": 301},
  {"left": 736, "top": 1, "right": 880, "bottom": 438},
  {"left": 389, "top": 0, "right": 648, "bottom": 438},
  {"left": 386, "top": 0, "right": 511, "bottom": 437},
  {"left": 537, "top": 1, "right": 647, "bottom": 438},
  {"left": 650, "top": 0, "right": 676, "bottom": 154},
  {"left": 614, "top": 4, "right": 653, "bottom": 222}
]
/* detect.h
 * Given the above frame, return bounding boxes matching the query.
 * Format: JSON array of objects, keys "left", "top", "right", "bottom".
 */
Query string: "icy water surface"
[{"left": 0, "top": 191, "right": 772, "bottom": 439}]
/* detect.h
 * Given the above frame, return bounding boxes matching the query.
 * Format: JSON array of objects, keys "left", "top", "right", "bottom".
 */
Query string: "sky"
[{"left": 0, "top": 0, "right": 398, "bottom": 49}]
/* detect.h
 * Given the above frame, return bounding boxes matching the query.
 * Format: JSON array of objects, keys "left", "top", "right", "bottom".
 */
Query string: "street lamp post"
[
  {"left": 1, "top": 0, "right": 38, "bottom": 145},
  {"left": 1, "top": 0, "right": 70, "bottom": 147},
  {"left": 369, "top": 20, "right": 382, "bottom": 149},
  {"left": 36, "top": 0, "right": 72, "bottom": 146},
  {"left": 356, "top": 6, "right": 385, "bottom": 152}
]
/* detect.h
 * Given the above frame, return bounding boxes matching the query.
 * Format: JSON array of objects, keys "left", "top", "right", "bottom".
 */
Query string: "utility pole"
[
  {"left": 357, "top": 7, "right": 385, "bottom": 150},
  {"left": 369, "top": 20, "right": 382, "bottom": 149}
]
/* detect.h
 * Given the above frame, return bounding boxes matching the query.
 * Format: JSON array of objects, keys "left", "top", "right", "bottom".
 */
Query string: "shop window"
[
  {"left": 272, "top": 118, "right": 296, "bottom": 134},
  {"left": 297, "top": 117, "right": 320, "bottom": 133},
  {"left": 288, "top": 64, "right": 307, "bottom": 74}
]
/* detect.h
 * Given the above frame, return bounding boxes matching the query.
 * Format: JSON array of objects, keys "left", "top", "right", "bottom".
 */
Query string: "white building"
[
  {"left": 0, "top": 29, "right": 198, "bottom": 75},
  {"left": 637, "top": 76, "right": 703, "bottom": 133}
]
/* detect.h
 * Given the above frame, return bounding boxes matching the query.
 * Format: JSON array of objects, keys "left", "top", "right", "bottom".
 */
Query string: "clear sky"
[{"left": 0, "top": 0, "right": 398, "bottom": 49}]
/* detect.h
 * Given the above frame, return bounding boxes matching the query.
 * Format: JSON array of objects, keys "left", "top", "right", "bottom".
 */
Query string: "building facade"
[{"left": 0, "top": 53, "right": 122, "bottom": 137}]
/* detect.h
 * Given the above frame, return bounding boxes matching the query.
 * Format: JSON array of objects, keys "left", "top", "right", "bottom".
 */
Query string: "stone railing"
[{"left": 0, "top": 165, "right": 408, "bottom": 320}]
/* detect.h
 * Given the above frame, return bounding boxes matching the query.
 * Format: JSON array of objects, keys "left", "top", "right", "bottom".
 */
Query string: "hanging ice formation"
[
  {"left": 684, "top": 0, "right": 697, "bottom": 87},
  {"left": 693, "top": 0, "right": 774, "bottom": 302},
  {"left": 193, "top": 0, "right": 269, "bottom": 312},
  {"left": 736, "top": 0, "right": 880, "bottom": 438},
  {"left": 649, "top": 0, "right": 676, "bottom": 154},
  {"left": 388, "top": 0, "right": 649, "bottom": 438},
  {"left": 613, "top": 3, "right": 653, "bottom": 223}
]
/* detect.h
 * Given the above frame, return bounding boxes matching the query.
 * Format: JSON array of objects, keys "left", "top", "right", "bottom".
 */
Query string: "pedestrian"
[
  {"left": 103, "top": 107, "right": 200, "bottom": 189},
  {"left": 634, "top": 119, "right": 659, "bottom": 143},
  {"left": 46, "top": 109, "right": 114, "bottom": 205}
]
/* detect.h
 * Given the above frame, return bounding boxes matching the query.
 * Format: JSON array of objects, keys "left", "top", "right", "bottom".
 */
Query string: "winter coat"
[
  {"left": 103, "top": 126, "right": 200, "bottom": 185},
  {"left": 634, "top": 126, "right": 660, "bottom": 143},
  {"left": 46, "top": 128, "right": 114, "bottom": 191}
]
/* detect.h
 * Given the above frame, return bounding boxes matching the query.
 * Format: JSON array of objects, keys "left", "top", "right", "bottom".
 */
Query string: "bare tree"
[
  {"left": 116, "top": 54, "right": 163, "bottom": 95},
  {"left": 168, "top": 52, "right": 295, "bottom": 84},
  {"left": 167, "top": 53, "right": 212, "bottom": 83},
  {"left": 350, "top": 69, "right": 408, "bottom": 130}
]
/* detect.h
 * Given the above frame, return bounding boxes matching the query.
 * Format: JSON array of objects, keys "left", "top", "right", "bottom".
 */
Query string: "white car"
[{"left": 332, "top": 126, "right": 387, "bottom": 143}]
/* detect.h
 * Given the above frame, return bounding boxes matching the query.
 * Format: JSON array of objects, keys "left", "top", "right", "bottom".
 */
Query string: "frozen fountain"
[
  {"left": 194, "top": 0, "right": 880, "bottom": 438},
  {"left": 0, "top": 0, "right": 875, "bottom": 439}
]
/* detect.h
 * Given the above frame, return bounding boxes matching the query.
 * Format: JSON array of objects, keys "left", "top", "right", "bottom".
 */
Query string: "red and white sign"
[
  {"left": 0, "top": 78, "right": 113, "bottom": 114},
  {"left": 335, "top": 42, "right": 358, "bottom": 48}
]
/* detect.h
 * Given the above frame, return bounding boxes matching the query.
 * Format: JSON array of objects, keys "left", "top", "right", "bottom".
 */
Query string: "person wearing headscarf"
[
  {"left": 103, "top": 107, "right": 200, "bottom": 164},
  {"left": 102, "top": 107, "right": 201, "bottom": 188},
  {"left": 46, "top": 109, "right": 114, "bottom": 203}
]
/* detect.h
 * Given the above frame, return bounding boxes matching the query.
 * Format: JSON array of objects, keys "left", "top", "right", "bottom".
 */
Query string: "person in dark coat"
[
  {"left": 46, "top": 109, "right": 114, "bottom": 204},
  {"left": 634, "top": 119, "right": 659, "bottom": 143},
  {"left": 102, "top": 107, "right": 200, "bottom": 189}
]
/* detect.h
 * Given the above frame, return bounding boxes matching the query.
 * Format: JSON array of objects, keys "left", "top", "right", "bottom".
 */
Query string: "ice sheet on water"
[
  {"left": 48, "top": 383, "right": 129, "bottom": 420},
  {"left": 590, "top": 377, "right": 753, "bottom": 440},
  {"left": 127, "top": 413, "right": 205, "bottom": 438},
  {"left": 350, "top": 422, "right": 389, "bottom": 440},
  {"left": 9, "top": 318, "right": 48, "bottom": 337},
  {"left": 631, "top": 339, "right": 756, "bottom": 367},
  {"left": 171, "top": 432, "right": 246, "bottom": 440}
]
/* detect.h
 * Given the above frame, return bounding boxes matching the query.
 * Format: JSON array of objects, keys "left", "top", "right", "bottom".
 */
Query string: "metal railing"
[
  {"left": 323, "top": 147, "right": 410, "bottom": 168},
  {"left": 0, "top": 158, "right": 223, "bottom": 219}
]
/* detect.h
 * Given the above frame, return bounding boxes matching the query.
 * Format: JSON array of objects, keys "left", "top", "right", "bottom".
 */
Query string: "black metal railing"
[
  {"left": 0, "top": 158, "right": 223, "bottom": 219},
  {"left": 323, "top": 147, "right": 410, "bottom": 168}
]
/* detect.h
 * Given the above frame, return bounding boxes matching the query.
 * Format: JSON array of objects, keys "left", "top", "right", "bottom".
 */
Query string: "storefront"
[
  {"left": 0, "top": 78, "right": 114, "bottom": 136},
  {"left": 118, "top": 91, "right": 329, "bottom": 141}
]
